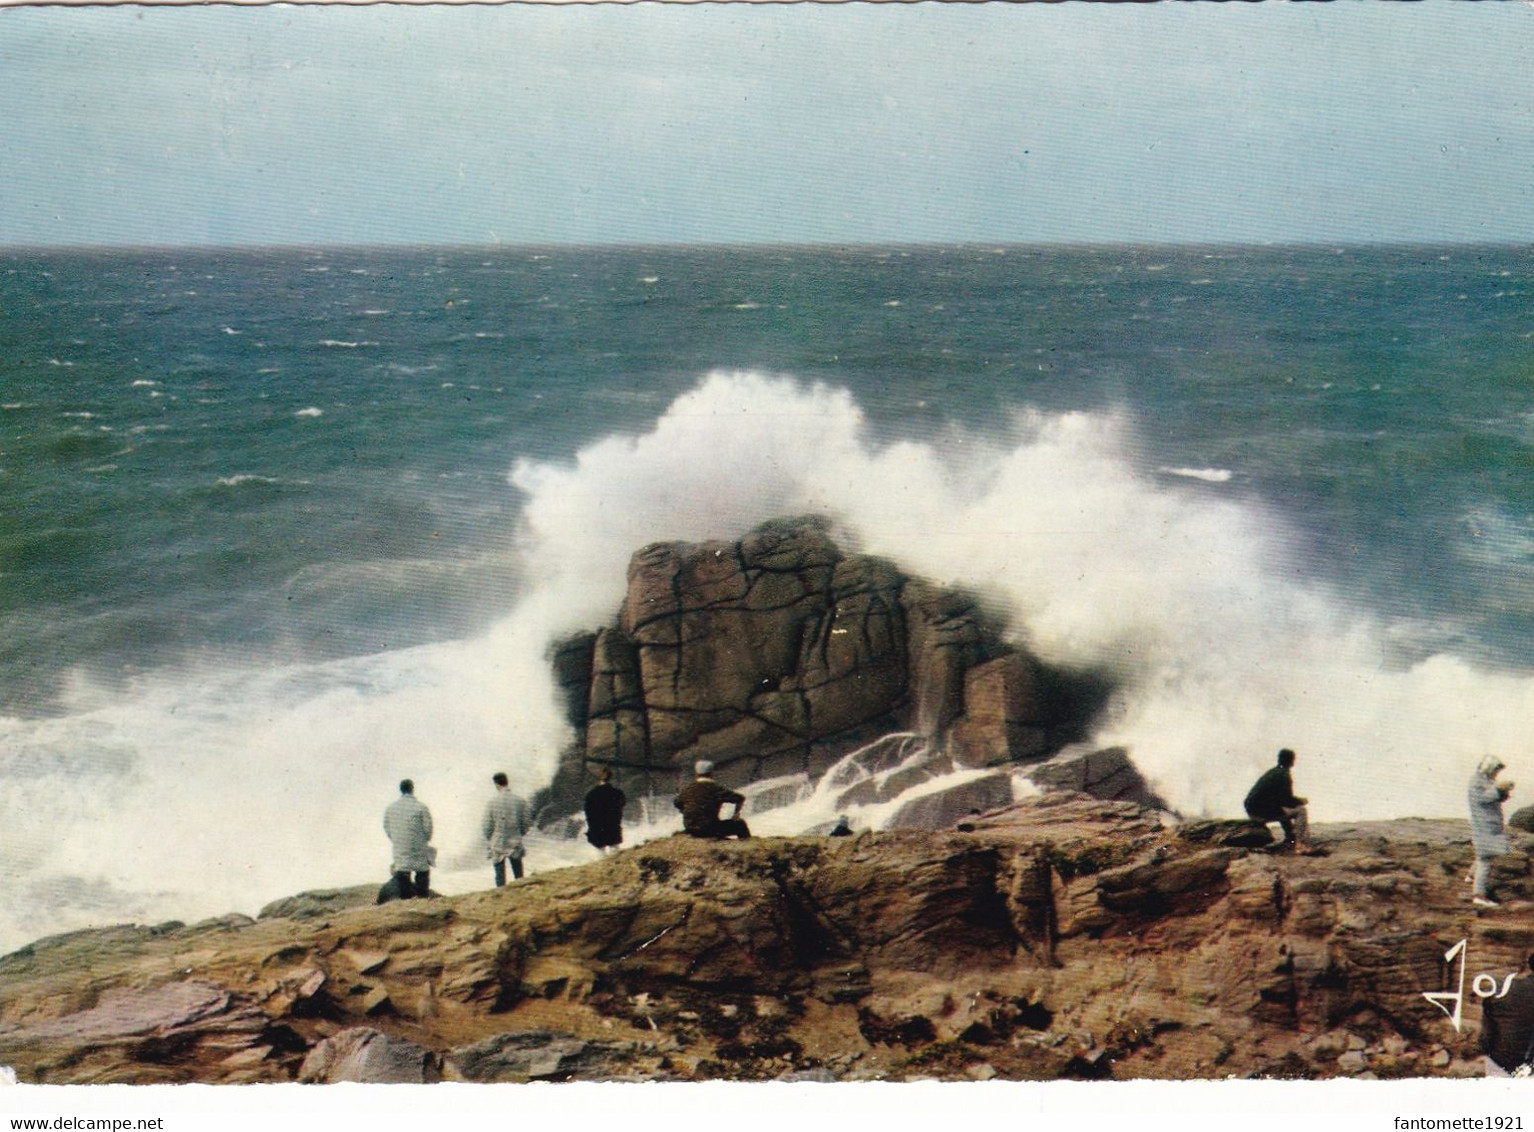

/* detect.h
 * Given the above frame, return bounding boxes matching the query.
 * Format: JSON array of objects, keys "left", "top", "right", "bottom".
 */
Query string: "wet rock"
[
  {"left": 543, "top": 516, "right": 1109, "bottom": 815},
  {"left": 948, "top": 654, "right": 1051, "bottom": 767},
  {"left": 885, "top": 772, "right": 1016, "bottom": 831},
  {"left": 1023, "top": 745, "right": 1168, "bottom": 810}
]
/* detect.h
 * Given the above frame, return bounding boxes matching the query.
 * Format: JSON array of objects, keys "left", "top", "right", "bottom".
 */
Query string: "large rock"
[
  {"left": 546, "top": 516, "right": 1111, "bottom": 814},
  {"left": 0, "top": 980, "right": 271, "bottom": 1084}
]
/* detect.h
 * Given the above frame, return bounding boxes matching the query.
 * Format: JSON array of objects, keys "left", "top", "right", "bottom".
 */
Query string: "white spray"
[{"left": 2, "top": 370, "right": 1528, "bottom": 955}]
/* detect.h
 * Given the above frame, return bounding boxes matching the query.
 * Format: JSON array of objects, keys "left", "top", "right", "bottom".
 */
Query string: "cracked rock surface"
[
  {"left": 545, "top": 516, "right": 1125, "bottom": 811},
  {"left": 0, "top": 795, "right": 1525, "bottom": 1083}
]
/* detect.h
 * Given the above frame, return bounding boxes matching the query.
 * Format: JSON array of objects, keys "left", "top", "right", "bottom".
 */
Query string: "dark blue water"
[
  {"left": 3, "top": 245, "right": 1531, "bottom": 718},
  {"left": 4, "top": 242, "right": 1534, "bottom": 950}
]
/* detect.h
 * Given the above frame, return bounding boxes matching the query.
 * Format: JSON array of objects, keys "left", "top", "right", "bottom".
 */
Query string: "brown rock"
[
  {"left": 257, "top": 886, "right": 379, "bottom": 921},
  {"left": 298, "top": 1027, "right": 439, "bottom": 1084},
  {"left": 949, "top": 654, "right": 1050, "bottom": 768},
  {"left": 543, "top": 517, "right": 1108, "bottom": 816},
  {"left": 1024, "top": 745, "right": 1169, "bottom": 810},
  {"left": 885, "top": 772, "right": 1016, "bottom": 831},
  {"left": 1336, "top": 1050, "right": 1368, "bottom": 1073},
  {"left": 444, "top": 1030, "right": 648, "bottom": 1083},
  {"left": 1178, "top": 820, "right": 1276, "bottom": 850},
  {"left": 361, "top": 987, "right": 393, "bottom": 1017},
  {"left": 0, "top": 803, "right": 1505, "bottom": 1085},
  {"left": 337, "top": 950, "right": 389, "bottom": 977}
]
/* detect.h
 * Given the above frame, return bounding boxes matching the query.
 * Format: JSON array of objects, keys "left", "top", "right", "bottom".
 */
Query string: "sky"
[{"left": 1, "top": 1, "right": 1532, "bottom": 247}]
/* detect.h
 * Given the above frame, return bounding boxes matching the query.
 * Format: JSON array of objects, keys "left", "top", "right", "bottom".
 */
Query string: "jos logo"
[{"left": 1422, "top": 939, "right": 1518, "bottom": 1033}]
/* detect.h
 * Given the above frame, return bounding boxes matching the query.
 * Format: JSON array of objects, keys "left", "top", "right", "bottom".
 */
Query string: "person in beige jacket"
[
  {"left": 482, "top": 772, "right": 531, "bottom": 886},
  {"left": 383, "top": 779, "right": 435, "bottom": 898}
]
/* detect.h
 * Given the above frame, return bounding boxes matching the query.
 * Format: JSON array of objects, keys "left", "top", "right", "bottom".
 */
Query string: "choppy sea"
[{"left": 2, "top": 244, "right": 1531, "bottom": 953}]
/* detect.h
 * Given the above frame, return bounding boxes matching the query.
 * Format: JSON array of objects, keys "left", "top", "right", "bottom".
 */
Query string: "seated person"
[
  {"left": 675, "top": 759, "right": 751, "bottom": 839},
  {"left": 1244, "top": 748, "right": 1320, "bottom": 854},
  {"left": 1481, "top": 951, "right": 1534, "bottom": 1075}
]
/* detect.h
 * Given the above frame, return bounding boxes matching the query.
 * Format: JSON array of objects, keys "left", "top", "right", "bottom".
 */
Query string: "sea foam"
[
  {"left": 3, "top": 370, "right": 1529, "bottom": 955},
  {"left": 505, "top": 371, "right": 1534, "bottom": 827}
]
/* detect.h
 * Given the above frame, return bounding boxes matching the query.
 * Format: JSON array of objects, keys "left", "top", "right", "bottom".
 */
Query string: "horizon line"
[{"left": 4, "top": 237, "right": 1533, "bottom": 254}]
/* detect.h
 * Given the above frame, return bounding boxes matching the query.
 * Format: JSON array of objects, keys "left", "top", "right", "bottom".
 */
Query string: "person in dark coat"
[
  {"left": 674, "top": 760, "right": 751, "bottom": 839},
  {"left": 1244, "top": 748, "right": 1321, "bottom": 855},
  {"left": 584, "top": 767, "right": 627, "bottom": 853},
  {"left": 1482, "top": 952, "right": 1534, "bottom": 1076}
]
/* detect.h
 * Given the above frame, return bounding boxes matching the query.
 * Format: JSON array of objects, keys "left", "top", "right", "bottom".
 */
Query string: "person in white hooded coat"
[
  {"left": 383, "top": 779, "right": 435, "bottom": 899},
  {"left": 1468, "top": 755, "right": 1515, "bottom": 908},
  {"left": 483, "top": 772, "right": 531, "bottom": 886}
]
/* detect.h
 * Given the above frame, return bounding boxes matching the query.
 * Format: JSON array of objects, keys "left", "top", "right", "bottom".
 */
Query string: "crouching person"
[
  {"left": 1244, "top": 748, "right": 1323, "bottom": 855},
  {"left": 675, "top": 760, "right": 751, "bottom": 840}
]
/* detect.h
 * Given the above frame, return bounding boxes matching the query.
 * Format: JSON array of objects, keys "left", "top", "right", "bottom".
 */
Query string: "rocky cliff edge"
[{"left": 1, "top": 795, "right": 1528, "bottom": 1085}]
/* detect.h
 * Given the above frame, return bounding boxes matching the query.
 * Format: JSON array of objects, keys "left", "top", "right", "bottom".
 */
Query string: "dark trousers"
[
  {"left": 1247, "top": 805, "right": 1306, "bottom": 846},
  {"left": 393, "top": 870, "right": 430, "bottom": 898},
  {"left": 688, "top": 818, "right": 751, "bottom": 840},
  {"left": 493, "top": 857, "right": 525, "bottom": 887}
]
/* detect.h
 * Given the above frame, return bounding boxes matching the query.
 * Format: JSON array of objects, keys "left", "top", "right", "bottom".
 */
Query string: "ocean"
[{"left": 2, "top": 243, "right": 1531, "bottom": 954}]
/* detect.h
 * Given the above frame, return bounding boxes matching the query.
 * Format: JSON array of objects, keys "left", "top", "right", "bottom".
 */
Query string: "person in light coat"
[
  {"left": 1469, "top": 755, "right": 1515, "bottom": 908},
  {"left": 383, "top": 779, "right": 435, "bottom": 899},
  {"left": 483, "top": 772, "right": 531, "bottom": 886}
]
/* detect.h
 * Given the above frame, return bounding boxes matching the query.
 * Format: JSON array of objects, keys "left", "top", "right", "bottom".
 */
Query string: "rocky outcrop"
[
  {"left": 0, "top": 976, "right": 274, "bottom": 1085},
  {"left": 545, "top": 516, "right": 1113, "bottom": 813},
  {"left": 1, "top": 797, "right": 1526, "bottom": 1084}
]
